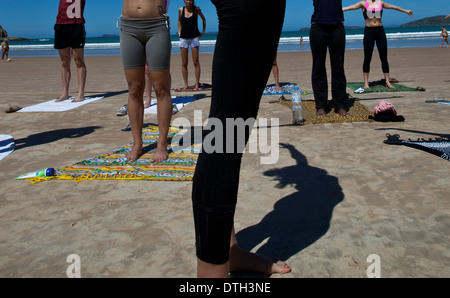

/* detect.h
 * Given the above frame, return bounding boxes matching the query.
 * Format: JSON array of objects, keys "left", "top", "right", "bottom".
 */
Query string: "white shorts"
[{"left": 179, "top": 37, "right": 200, "bottom": 49}]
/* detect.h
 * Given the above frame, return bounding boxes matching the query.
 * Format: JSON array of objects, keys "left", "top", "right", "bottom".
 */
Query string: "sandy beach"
[{"left": 0, "top": 46, "right": 449, "bottom": 278}]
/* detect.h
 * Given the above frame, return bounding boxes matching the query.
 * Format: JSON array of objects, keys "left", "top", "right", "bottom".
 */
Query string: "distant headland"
[
  {"left": 400, "top": 15, "right": 450, "bottom": 27},
  {"left": 298, "top": 15, "right": 450, "bottom": 31}
]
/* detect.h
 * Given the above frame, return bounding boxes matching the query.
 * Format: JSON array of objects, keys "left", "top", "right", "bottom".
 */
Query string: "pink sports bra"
[{"left": 363, "top": 0, "right": 383, "bottom": 19}]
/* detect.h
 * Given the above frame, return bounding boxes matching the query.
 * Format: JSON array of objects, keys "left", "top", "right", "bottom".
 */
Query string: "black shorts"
[{"left": 54, "top": 23, "right": 86, "bottom": 49}]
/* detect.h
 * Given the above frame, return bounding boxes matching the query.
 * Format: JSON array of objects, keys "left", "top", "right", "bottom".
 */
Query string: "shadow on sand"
[
  {"left": 234, "top": 143, "right": 344, "bottom": 276},
  {"left": 14, "top": 126, "right": 102, "bottom": 150}
]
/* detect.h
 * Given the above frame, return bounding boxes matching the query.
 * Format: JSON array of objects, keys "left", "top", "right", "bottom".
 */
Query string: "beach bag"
[{"left": 370, "top": 100, "right": 405, "bottom": 122}]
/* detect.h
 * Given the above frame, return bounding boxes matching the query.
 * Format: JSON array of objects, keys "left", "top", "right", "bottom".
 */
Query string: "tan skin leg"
[
  {"left": 57, "top": 48, "right": 72, "bottom": 102},
  {"left": 383, "top": 73, "right": 395, "bottom": 89},
  {"left": 56, "top": 48, "right": 86, "bottom": 102},
  {"left": 272, "top": 54, "right": 282, "bottom": 90},
  {"left": 124, "top": 67, "right": 172, "bottom": 163},
  {"left": 197, "top": 227, "right": 291, "bottom": 278},
  {"left": 180, "top": 47, "right": 190, "bottom": 90},
  {"left": 72, "top": 48, "right": 87, "bottom": 102},
  {"left": 124, "top": 67, "right": 146, "bottom": 162},
  {"left": 144, "top": 63, "right": 153, "bottom": 109},
  {"left": 363, "top": 72, "right": 370, "bottom": 89},
  {"left": 150, "top": 68, "right": 172, "bottom": 163},
  {"left": 191, "top": 46, "right": 201, "bottom": 90}
]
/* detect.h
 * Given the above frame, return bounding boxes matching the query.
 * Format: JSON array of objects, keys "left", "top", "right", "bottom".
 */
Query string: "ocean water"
[{"left": 6, "top": 26, "right": 446, "bottom": 58}]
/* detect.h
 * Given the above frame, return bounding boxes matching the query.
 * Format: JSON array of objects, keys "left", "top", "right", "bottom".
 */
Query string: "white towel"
[
  {"left": 144, "top": 96, "right": 196, "bottom": 114},
  {"left": 17, "top": 97, "right": 104, "bottom": 112},
  {"left": 0, "top": 134, "right": 14, "bottom": 162}
]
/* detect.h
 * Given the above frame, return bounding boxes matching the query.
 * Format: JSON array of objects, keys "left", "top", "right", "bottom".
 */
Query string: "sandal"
[
  {"left": 5, "top": 105, "right": 22, "bottom": 113},
  {"left": 416, "top": 86, "right": 426, "bottom": 91}
]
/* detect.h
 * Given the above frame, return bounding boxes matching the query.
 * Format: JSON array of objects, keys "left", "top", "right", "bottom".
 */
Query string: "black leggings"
[
  {"left": 309, "top": 23, "right": 347, "bottom": 111},
  {"left": 192, "top": 0, "right": 286, "bottom": 264},
  {"left": 363, "top": 26, "right": 389, "bottom": 73}
]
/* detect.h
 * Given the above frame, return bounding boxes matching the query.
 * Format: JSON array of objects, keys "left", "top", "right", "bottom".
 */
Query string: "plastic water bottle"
[{"left": 292, "top": 86, "right": 303, "bottom": 124}]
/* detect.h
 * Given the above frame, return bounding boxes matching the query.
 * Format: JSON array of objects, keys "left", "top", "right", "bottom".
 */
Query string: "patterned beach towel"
[
  {"left": 384, "top": 134, "right": 450, "bottom": 161},
  {"left": 278, "top": 98, "right": 374, "bottom": 125},
  {"left": 263, "top": 83, "right": 298, "bottom": 95},
  {"left": 21, "top": 126, "right": 202, "bottom": 183}
]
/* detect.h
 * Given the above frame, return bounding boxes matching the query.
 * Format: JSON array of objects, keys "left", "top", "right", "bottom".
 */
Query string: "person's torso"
[
  {"left": 56, "top": 0, "right": 86, "bottom": 24},
  {"left": 122, "top": 0, "right": 169, "bottom": 18},
  {"left": 180, "top": 6, "right": 200, "bottom": 38},
  {"left": 311, "top": 0, "right": 344, "bottom": 24},
  {"left": 363, "top": 0, "right": 383, "bottom": 19},
  {"left": 363, "top": 0, "right": 384, "bottom": 27}
]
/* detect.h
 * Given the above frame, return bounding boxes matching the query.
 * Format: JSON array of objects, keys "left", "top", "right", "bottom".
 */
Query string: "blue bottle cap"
[{"left": 45, "top": 168, "right": 55, "bottom": 176}]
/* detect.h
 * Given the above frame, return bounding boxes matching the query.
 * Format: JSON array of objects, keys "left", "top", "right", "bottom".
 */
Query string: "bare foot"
[
  {"left": 386, "top": 83, "right": 395, "bottom": 89},
  {"left": 126, "top": 143, "right": 143, "bottom": 162},
  {"left": 337, "top": 108, "right": 348, "bottom": 116},
  {"left": 151, "top": 145, "right": 169, "bottom": 163},
  {"left": 229, "top": 245, "right": 291, "bottom": 275},
  {"left": 363, "top": 85, "right": 370, "bottom": 89},
  {"left": 144, "top": 100, "right": 151, "bottom": 109},
  {"left": 56, "top": 95, "right": 70, "bottom": 102},
  {"left": 71, "top": 96, "right": 85, "bottom": 102},
  {"left": 316, "top": 108, "right": 326, "bottom": 117}
]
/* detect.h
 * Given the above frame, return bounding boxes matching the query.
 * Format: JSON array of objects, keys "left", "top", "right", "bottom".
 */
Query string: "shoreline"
[{"left": 0, "top": 47, "right": 449, "bottom": 278}]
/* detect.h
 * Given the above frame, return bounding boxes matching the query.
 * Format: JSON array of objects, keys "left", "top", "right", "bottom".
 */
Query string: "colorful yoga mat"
[{"left": 22, "top": 126, "right": 201, "bottom": 183}]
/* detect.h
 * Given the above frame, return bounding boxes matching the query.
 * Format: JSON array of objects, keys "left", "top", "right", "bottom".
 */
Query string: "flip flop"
[
  {"left": 4, "top": 106, "right": 22, "bottom": 113},
  {"left": 416, "top": 86, "right": 426, "bottom": 91}
]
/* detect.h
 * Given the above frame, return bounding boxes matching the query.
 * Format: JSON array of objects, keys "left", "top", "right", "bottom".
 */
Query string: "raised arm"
[
  {"left": 382, "top": 1, "right": 414, "bottom": 18},
  {"left": 446, "top": 14, "right": 450, "bottom": 19},
  {"left": 342, "top": 1, "right": 364, "bottom": 12}
]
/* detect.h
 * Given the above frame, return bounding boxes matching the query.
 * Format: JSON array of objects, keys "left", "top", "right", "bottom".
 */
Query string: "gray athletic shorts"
[{"left": 120, "top": 17, "right": 172, "bottom": 70}]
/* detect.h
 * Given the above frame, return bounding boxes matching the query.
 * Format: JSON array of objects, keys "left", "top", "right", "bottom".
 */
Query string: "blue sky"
[{"left": 0, "top": 0, "right": 448, "bottom": 38}]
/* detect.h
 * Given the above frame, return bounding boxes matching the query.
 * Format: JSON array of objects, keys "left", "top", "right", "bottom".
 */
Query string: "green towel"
[{"left": 347, "top": 81, "right": 424, "bottom": 93}]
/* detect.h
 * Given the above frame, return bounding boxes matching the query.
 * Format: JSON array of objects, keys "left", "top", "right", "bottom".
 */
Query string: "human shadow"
[
  {"left": 236, "top": 143, "right": 344, "bottom": 262},
  {"left": 86, "top": 90, "right": 129, "bottom": 98},
  {"left": 14, "top": 126, "right": 102, "bottom": 150}
]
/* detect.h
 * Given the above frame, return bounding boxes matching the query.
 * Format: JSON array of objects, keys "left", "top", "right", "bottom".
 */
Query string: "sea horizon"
[{"left": 4, "top": 26, "right": 447, "bottom": 58}]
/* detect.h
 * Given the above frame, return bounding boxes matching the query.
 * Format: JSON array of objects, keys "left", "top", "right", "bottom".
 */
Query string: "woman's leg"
[
  {"left": 124, "top": 67, "right": 146, "bottom": 162},
  {"left": 192, "top": 0, "right": 286, "bottom": 278},
  {"left": 363, "top": 27, "right": 375, "bottom": 89},
  {"left": 56, "top": 48, "right": 72, "bottom": 102},
  {"left": 375, "top": 27, "right": 394, "bottom": 88},
  {"left": 191, "top": 46, "right": 201, "bottom": 90},
  {"left": 181, "top": 47, "right": 190, "bottom": 89},
  {"left": 310, "top": 24, "right": 330, "bottom": 115},
  {"left": 149, "top": 68, "right": 172, "bottom": 162},
  {"left": 144, "top": 63, "right": 153, "bottom": 108},
  {"left": 328, "top": 23, "right": 347, "bottom": 115}
]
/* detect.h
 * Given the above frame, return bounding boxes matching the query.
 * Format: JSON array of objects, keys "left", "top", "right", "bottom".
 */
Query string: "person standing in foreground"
[
  {"left": 120, "top": 0, "right": 173, "bottom": 163},
  {"left": 343, "top": 1, "right": 413, "bottom": 89},
  {"left": 310, "top": 0, "right": 348, "bottom": 117},
  {"left": 177, "top": 0, "right": 206, "bottom": 91},
  {"left": 192, "top": 0, "right": 291, "bottom": 278},
  {"left": 54, "top": 0, "right": 87, "bottom": 102}
]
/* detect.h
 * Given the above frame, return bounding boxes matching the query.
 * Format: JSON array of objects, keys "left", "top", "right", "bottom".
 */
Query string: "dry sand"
[{"left": 0, "top": 47, "right": 449, "bottom": 278}]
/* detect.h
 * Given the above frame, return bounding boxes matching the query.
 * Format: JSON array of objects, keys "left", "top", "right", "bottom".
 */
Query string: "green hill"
[{"left": 401, "top": 15, "right": 450, "bottom": 27}]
